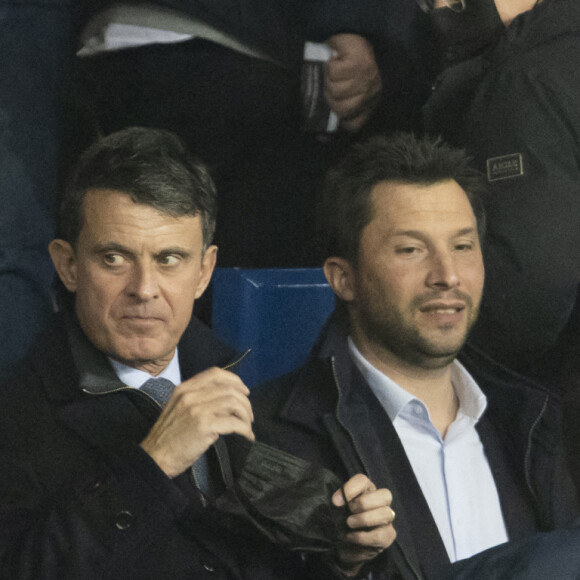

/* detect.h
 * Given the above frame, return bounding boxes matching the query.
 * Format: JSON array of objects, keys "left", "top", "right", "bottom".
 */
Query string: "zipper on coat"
[
  {"left": 82, "top": 384, "right": 161, "bottom": 409},
  {"left": 524, "top": 395, "right": 549, "bottom": 505},
  {"left": 222, "top": 348, "right": 251, "bottom": 371},
  {"left": 330, "top": 357, "right": 423, "bottom": 580}
]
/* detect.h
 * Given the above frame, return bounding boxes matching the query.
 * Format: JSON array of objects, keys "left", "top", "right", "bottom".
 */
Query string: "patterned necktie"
[
  {"left": 139, "top": 377, "right": 212, "bottom": 497},
  {"left": 140, "top": 377, "right": 175, "bottom": 407}
]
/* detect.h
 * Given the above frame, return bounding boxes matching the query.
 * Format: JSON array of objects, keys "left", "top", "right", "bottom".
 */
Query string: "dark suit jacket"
[
  {"left": 252, "top": 321, "right": 579, "bottom": 579},
  {"left": 0, "top": 312, "right": 306, "bottom": 580}
]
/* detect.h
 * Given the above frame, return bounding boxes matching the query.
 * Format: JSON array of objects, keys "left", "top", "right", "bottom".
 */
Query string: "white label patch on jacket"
[{"left": 486, "top": 153, "right": 524, "bottom": 182}]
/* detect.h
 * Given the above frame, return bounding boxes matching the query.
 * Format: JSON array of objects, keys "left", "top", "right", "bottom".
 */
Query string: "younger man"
[{"left": 253, "top": 133, "right": 577, "bottom": 579}]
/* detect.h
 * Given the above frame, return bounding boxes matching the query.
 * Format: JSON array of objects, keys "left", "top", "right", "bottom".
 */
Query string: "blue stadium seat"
[{"left": 211, "top": 268, "right": 335, "bottom": 387}]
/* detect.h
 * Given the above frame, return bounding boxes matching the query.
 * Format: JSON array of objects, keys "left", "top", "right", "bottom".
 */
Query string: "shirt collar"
[
  {"left": 347, "top": 337, "right": 487, "bottom": 424},
  {"left": 451, "top": 359, "right": 487, "bottom": 421},
  {"left": 108, "top": 349, "right": 181, "bottom": 388}
]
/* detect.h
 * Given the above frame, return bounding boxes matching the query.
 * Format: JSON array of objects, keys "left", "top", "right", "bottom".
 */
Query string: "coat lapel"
[{"left": 278, "top": 340, "right": 436, "bottom": 578}]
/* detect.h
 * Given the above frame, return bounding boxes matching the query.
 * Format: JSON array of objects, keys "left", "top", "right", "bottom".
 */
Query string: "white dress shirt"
[
  {"left": 348, "top": 338, "right": 508, "bottom": 562},
  {"left": 109, "top": 348, "right": 181, "bottom": 389}
]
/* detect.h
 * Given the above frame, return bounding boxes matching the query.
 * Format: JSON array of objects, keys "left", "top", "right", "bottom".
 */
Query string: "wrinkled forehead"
[{"left": 78, "top": 188, "right": 204, "bottom": 250}]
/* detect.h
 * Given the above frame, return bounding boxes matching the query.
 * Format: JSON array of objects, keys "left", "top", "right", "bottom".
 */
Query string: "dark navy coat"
[
  {"left": 0, "top": 313, "right": 311, "bottom": 579},
  {"left": 252, "top": 321, "right": 579, "bottom": 579}
]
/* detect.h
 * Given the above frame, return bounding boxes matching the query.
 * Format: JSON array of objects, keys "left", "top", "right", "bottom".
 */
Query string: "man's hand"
[
  {"left": 140, "top": 367, "right": 254, "bottom": 477},
  {"left": 332, "top": 474, "right": 396, "bottom": 576},
  {"left": 325, "top": 34, "right": 382, "bottom": 132}
]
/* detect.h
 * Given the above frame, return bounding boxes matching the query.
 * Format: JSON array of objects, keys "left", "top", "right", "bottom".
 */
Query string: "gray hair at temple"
[
  {"left": 321, "top": 132, "right": 487, "bottom": 264},
  {"left": 59, "top": 127, "right": 217, "bottom": 251}
]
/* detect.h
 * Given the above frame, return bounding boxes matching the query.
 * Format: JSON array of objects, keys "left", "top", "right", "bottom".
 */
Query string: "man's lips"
[
  {"left": 418, "top": 301, "right": 467, "bottom": 326},
  {"left": 418, "top": 301, "right": 466, "bottom": 314},
  {"left": 121, "top": 315, "right": 165, "bottom": 323}
]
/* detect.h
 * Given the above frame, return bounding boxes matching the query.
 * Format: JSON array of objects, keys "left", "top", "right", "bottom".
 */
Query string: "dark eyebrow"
[
  {"left": 92, "top": 243, "right": 193, "bottom": 260},
  {"left": 392, "top": 230, "right": 426, "bottom": 239},
  {"left": 393, "top": 227, "right": 478, "bottom": 239},
  {"left": 454, "top": 227, "right": 478, "bottom": 238},
  {"left": 154, "top": 247, "right": 193, "bottom": 259},
  {"left": 93, "top": 242, "right": 133, "bottom": 256}
]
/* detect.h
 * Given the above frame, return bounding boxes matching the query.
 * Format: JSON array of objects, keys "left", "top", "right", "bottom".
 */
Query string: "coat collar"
[
  {"left": 26, "top": 308, "right": 244, "bottom": 490},
  {"left": 29, "top": 308, "right": 242, "bottom": 403},
  {"left": 286, "top": 316, "right": 558, "bottom": 459},
  {"left": 459, "top": 341, "right": 558, "bottom": 455}
]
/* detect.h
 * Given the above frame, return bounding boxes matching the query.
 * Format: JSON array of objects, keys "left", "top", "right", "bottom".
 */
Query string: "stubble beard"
[{"left": 358, "top": 290, "right": 479, "bottom": 370}]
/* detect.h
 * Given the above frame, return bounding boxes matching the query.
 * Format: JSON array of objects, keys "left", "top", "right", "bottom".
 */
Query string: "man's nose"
[
  {"left": 126, "top": 263, "right": 160, "bottom": 300},
  {"left": 426, "top": 250, "right": 459, "bottom": 289}
]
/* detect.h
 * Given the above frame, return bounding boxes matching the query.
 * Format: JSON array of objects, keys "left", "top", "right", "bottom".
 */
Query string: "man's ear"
[
  {"left": 48, "top": 239, "right": 78, "bottom": 292},
  {"left": 323, "top": 256, "right": 356, "bottom": 303},
  {"left": 195, "top": 244, "right": 218, "bottom": 299}
]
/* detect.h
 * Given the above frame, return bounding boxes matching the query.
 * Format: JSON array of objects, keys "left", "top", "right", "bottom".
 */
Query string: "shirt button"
[{"left": 115, "top": 510, "right": 133, "bottom": 530}]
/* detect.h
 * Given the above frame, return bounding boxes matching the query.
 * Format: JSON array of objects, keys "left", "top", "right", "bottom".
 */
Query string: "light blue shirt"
[
  {"left": 108, "top": 349, "right": 181, "bottom": 389},
  {"left": 348, "top": 338, "right": 508, "bottom": 562}
]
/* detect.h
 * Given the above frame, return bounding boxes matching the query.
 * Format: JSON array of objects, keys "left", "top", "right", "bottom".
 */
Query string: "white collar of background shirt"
[
  {"left": 347, "top": 337, "right": 487, "bottom": 431},
  {"left": 109, "top": 348, "right": 182, "bottom": 388}
]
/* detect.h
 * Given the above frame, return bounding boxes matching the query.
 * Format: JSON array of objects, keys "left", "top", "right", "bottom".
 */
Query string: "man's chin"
[
  {"left": 415, "top": 350, "right": 460, "bottom": 370},
  {"left": 422, "top": 340, "right": 468, "bottom": 366},
  {"left": 107, "top": 340, "right": 174, "bottom": 371}
]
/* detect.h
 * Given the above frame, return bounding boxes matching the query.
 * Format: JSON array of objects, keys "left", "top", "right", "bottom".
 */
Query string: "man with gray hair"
[{"left": 0, "top": 127, "right": 394, "bottom": 578}]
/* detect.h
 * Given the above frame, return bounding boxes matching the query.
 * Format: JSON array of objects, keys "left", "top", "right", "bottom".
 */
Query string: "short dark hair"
[
  {"left": 321, "top": 133, "right": 486, "bottom": 263},
  {"left": 59, "top": 127, "right": 217, "bottom": 250}
]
